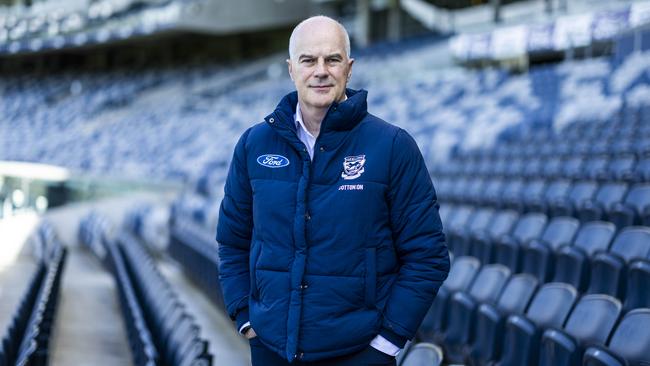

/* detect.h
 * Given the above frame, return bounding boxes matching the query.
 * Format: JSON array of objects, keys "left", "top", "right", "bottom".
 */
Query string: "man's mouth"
[{"left": 310, "top": 85, "right": 333, "bottom": 90}]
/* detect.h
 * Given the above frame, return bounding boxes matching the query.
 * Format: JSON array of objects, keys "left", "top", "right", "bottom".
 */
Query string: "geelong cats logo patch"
[
  {"left": 341, "top": 155, "right": 366, "bottom": 180},
  {"left": 257, "top": 154, "right": 290, "bottom": 168}
]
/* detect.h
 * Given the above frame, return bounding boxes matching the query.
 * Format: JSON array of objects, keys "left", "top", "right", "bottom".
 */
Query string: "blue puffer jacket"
[{"left": 217, "top": 88, "right": 449, "bottom": 362}]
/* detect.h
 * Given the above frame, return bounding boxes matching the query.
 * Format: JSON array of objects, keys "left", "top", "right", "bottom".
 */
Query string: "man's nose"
[{"left": 314, "top": 59, "right": 327, "bottom": 78}]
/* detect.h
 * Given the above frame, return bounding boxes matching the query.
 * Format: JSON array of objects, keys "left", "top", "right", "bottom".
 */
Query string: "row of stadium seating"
[
  {"left": 418, "top": 256, "right": 650, "bottom": 366},
  {"left": 0, "top": 232, "right": 66, "bottom": 366},
  {"left": 79, "top": 214, "right": 213, "bottom": 366},
  {"left": 437, "top": 181, "right": 650, "bottom": 227}
]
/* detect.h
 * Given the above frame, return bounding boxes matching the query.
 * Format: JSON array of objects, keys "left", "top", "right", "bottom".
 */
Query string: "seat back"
[
  {"left": 468, "top": 208, "right": 496, "bottom": 235},
  {"left": 594, "top": 183, "right": 628, "bottom": 211},
  {"left": 443, "top": 256, "right": 481, "bottom": 292},
  {"left": 623, "top": 184, "right": 650, "bottom": 212},
  {"left": 526, "top": 283, "right": 578, "bottom": 329},
  {"left": 400, "top": 342, "right": 443, "bottom": 366},
  {"left": 511, "top": 213, "right": 548, "bottom": 243},
  {"left": 607, "top": 308, "right": 650, "bottom": 365},
  {"left": 624, "top": 260, "right": 650, "bottom": 311},
  {"left": 487, "top": 210, "right": 519, "bottom": 239},
  {"left": 447, "top": 205, "right": 474, "bottom": 233},
  {"left": 567, "top": 181, "right": 598, "bottom": 206},
  {"left": 497, "top": 274, "right": 539, "bottom": 315},
  {"left": 573, "top": 221, "right": 616, "bottom": 256},
  {"left": 540, "top": 217, "right": 580, "bottom": 250},
  {"left": 564, "top": 294, "right": 622, "bottom": 346},
  {"left": 608, "top": 226, "right": 650, "bottom": 263},
  {"left": 467, "top": 264, "right": 511, "bottom": 304},
  {"left": 543, "top": 180, "right": 572, "bottom": 201}
]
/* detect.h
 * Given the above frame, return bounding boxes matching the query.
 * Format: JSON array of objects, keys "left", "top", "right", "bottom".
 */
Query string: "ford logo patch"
[{"left": 257, "top": 154, "right": 290, "bottom": 168}]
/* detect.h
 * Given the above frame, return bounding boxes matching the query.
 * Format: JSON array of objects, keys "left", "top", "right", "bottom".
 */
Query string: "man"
[{"left": 217, "top": 16, "right": 449, "bottom": 366}]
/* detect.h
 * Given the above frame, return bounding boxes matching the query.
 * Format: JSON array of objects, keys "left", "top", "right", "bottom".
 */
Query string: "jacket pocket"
[
  {"left": 250, "top": 241, "right": 262, "bottom": 299},
  {"left": 364, "top": 247, "right": 377, "bottom": 308}
]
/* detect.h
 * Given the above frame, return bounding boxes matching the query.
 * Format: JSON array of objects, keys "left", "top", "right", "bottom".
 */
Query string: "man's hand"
[{"left": 244, "top": 327, "right": 257, "bottom": 339}]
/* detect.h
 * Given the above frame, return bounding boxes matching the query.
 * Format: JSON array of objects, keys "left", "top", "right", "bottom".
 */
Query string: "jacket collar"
[{"left": 264, "top": 88, "right": 368, "bottom": 155}]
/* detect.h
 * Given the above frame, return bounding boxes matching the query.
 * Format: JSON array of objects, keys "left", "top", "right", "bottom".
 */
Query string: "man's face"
[{"left": 287, "top": 20, "right": 354, "bottom": 110}]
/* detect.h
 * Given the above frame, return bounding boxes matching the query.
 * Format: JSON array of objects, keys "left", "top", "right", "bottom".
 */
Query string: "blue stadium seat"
[
  {"left": 550, "top": 181, "right": 598, "bottom": 217},
  {"left": 582, "top": 308, "right": 650, "bottom": 366},
  {"left": 623, "top": 259, "right": 650, "bottom": 311},
  {"left": 521, "top": 216, "right": 580, "bottom": 281},
  {"left": 444, "top": 205, "right": 475, "bottom": 254},
  {"left": 494, "top": 213, "right": 548, "bottom": 271},
  {"left": 515, "top": 180, "right": 547, "bottom": 213},
  {"left": 399, "top": 342, "right": 443, "bottom": 366},
  {"left": 465, "top": 178, "right": 487, "bottom": 205},
  {"left": 562, "top": 156, "right": 586, "bottom": 180},
  {"left": 500, "top": 179, "right": 526, "bottom": 209},
  {"left": 471, "top": 210, "right": 519, "bottom": 263},
  {"left": 539, "top": 294, "right": 622, "bottom": 366},
  {"left": 609, "top": 184, "right": 650, "bottom": 228},
  {"left": 523, "top": 158, "right": 543, "bottom": 179},
  {"left": 468, "top": 274, "right": 539, "bottom": 366},
  {"left": 578, "top": 182, "right": 628, "bottom": 222},
  {"left": 607, "top": 154, "right": 636, "bottom": 182},
  {"left": 451, "top": 208, "right": 495, "bottom": 257},
  {"left": 442, "top": 264, "right": 511, "bottom": 362},
  {"left": 588, "top": 226, "right": 650, "bottom": 299},
  {"left": 418, "top": 256, "right": 480, "bottom": 342},
  {"left": 481, "top": 179, "right": 506, "bottom": 207},
  {"left": 582, "top": 155, "right": 610, "bottom": 181},
  {"left": 633, "top": 156, "right": 650, "bottom": 182},
  {"left": 553, "top": 221, "right": 616, "bottom": 291},
  {"left": 496, "top": 283, "right": 578, "bottom": 366},
  {"left": 529, "top": 179, "right": 572, "bottom": 215},
  {"left": 542, "top": 157, "right": 563, "bottom": 179}
]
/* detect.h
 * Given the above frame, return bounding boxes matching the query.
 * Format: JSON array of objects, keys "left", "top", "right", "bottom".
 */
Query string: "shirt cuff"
[
  {"left": 235, "top": 307, "right": 250, "bottom": 333},
  {"left": 369, "top": 335, "right": 401, "bottom": 357},
  {"left": 238, "top": 321, "right": 251, "bottom": 335}
]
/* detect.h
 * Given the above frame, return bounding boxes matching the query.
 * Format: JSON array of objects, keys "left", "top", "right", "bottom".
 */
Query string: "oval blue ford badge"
[{"left": 257, "top": 154, "right": 290, "bottom": 168}]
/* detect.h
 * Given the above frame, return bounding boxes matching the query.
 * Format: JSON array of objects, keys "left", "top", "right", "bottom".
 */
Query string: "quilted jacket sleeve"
[
  {"left": 216, "top": 128, "right": 254, "bottom": 330},
  {"left": 379, "top": 128, "right": 450, "bottom": 347}
]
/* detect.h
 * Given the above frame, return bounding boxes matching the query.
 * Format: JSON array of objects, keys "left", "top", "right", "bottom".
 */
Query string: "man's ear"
[
  {"left": 287, "top": 59, "right": 294, "bottom": 81},
  {"left": 347, "top": 58, "right": 354, "bottom": 79}
]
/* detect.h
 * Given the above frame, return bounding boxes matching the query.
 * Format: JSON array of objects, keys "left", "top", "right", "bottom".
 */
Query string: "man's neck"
[
  {"left": 299, "top": 103, "right": 328, "bottom": 138},
  {"left": 298, "top": 94, "right": 347, "bottom": 138}
]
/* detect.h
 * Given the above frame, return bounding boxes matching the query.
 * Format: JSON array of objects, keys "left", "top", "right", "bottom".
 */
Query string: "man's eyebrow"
[{"left": 298, "top": 54, "right": 314, "bottom": 60}]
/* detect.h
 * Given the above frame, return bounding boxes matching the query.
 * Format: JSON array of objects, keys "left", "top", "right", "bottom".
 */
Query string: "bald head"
[{"left": 288, "top": 15, "right": 351, "bottom": 61}]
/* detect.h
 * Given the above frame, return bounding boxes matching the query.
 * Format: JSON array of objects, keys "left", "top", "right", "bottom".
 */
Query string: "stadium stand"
[
  {"left": 78, "top": 213, "right": 213, "bottom": 366},
  {"left": 0, "top": 223, "right": 66, "bottom": 366}
]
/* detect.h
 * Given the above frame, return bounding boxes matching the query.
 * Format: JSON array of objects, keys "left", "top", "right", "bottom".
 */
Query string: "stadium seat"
[
  {"left": 529, "top": 179, "right": 572, "bottom": 214},
  {"left": 553, "top": 221, "right": 616, "bottom": 291},
  {"left": 442, "top": 264, "right": 511, "bottom": 362},
  {"left": 499, "top": 179, "right": 526, "bottom": 209},
  {"left": 418, "top": 256, "right": 480, "bottom": 342},
  {"left": 550, "top": 181, "right": 598, "bottom": 218},
  {"left": 496, "top": 283, "right": 578, "bottom": 366},
  {"left": 539, "top": 294, "right": 622, "bottom": 366},
  {"left": 468, "top": 274, "right": 539, "bottom": 366},
  {"left": 471, "top": 210, "right": 519, "bottom": 263},
  {"left": 481, "top": 179, "right": 506, "bottom": 207},
  {"left": 582, "top": 308, "right": 650, "bottom": 366},
  {"left": 450, "top": 208, "right": 495, "bottom": 257},
  {"left": 633, "top": 156, "right": 650, "bottom": 182},
  {"left": 582, "top": 155, "right": 609, "bottom": 181},
  {"left": 609, "top": 184, "right": 650, "bottom": 228},
  {"left": 399, "top": 342, "right": 443, "bottom": 366},
  {"left": 623, "top": 259, "right": 650, "bottom": 311},
  {"left": 521, "top": 216, "right": 580, "bottom": 281},
  {"left": 444, "top": 205, "right": 475, "bottom": 254},
  {"left": 515, "top": 180, "right": 547, "bottom": 213},
  {"left": 587, "top": 226, "right": 650, "bottom": 299},
  {"left": 577, "top": 182, "right": 628, "bottom": 222},
  {"left": 562, "top": 156, "right": 585, "bottom": 180},
  {"left": 607, "top": 154, "right": 636, "bottom": 182},
  {"left": 494, "top": 213, "right": 548, "bottom": 271},
  {"left": 541, "top": 157, "right": 563, "bottom": 179}
]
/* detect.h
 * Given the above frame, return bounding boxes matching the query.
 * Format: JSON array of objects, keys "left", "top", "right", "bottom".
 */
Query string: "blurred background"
[{"left": 1, "top": 0, "right": 649, "bottom": 365}]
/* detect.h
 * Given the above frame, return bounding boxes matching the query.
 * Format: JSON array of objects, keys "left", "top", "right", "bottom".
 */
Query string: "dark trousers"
[{"left": 249, "top": 337, "right": 397, "bottom": 366}]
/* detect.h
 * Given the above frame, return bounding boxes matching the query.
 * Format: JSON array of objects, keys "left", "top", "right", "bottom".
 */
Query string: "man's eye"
[{"left": 301, "top": 59, "right": 314, "bottom": 63}]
